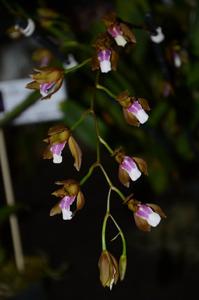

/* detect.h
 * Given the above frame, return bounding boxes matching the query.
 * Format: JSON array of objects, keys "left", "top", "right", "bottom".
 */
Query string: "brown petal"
[
  {"left": 120, "top": 23, "right": 136, "bottom": 44},
  {"left": 76, "top": 191, "right": 85, "bottom": 211},
  {"left": 48, "top": 129, "right": 70, "bottom": 145},
  {"left": 109, "top": 253, "right": 119, "bottom": 284},
  {"left": 127, "top": 199, "right": 140, "bottom": 212},
  {"left": 147, "top": 203, "right": 167, "bottom": 218},
  {"left": 32, "top": 67, "right": 63, "bottom": 82},
  {"left": 118, "top": 166, "right": 130, "bottom": 187},
  {"left": 116, "top": 90, "right": 129, "bottom": 101},
  {"left": 133, "top": 157, "right": 148, "bottom": 175},
  {"left": 48, "top": 124, "right": 67, "bottom": 136},
  {"left": 134, "top": 214, "right": 151, "bottom": 232},
  {"left": 25, "top": 81, "right": 40, "bottom": 90},
  {"left": 138, "top": 98, "right": 150, "bottom": 111},
  {"left": 98, "top": 251, "right": 111, "bottom": 287},
  {"left": 123, "top": 108, "right": 140, "bottom": 126},
  {"left": 102, "top": 11, "right": 117, "bottom": 27},
  {"left": 43, "top": 145, "right": 53, "bottom": 159},
  {"left": 68, "top": 136, "right": 82, "bottom": 171},
  {"left": 91, "top": 54, "right": 100, "bottom": 71},
  {"left": 116, "top": 91, "right": 131, "bottom": 108},
  {"left": 50, "top": 203, "right": 62, "bottom": 216},
  {"left": 51, "top": 188, "right": 66, "bottom": 198},
  {"left": 111, "top": 50, "right": 118, "bottom": 71}
]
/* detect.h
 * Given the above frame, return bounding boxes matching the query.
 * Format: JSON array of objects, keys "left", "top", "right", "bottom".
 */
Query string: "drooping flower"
[
  {"left": 116, "top": 90, "right": 150, "bottom": 126},
  {"left": 127, "top": 199, "right": 166, "bottom": 232},
  {"left": 92, "top": 33, "right": 118, "bottom": 73},
  {"left": 115, "top": 150, "right": 148, "bottom": 187},
  {"left": 32, "top": 48, "right": 53, "bottom": 67},
  {"left": 98, "top": 250, "right": 119, "bottom": 290},
  {"left": 43, "top": 124, "right": 82, "bottom": 170},
  {"left": 26, "top": 66, "right": 64, "bottom": 99},
  {"left": 103, "top": 12, "right": 136, "bottom": 47},
  {"left": 166, "top": 41, "right": 188, "bottom": 69},
  {"left": 97, "top": 49, "right": 112, "bottom": 73},
  {"left": 50, "top": 179, "right": 85, "bottom": 220}
]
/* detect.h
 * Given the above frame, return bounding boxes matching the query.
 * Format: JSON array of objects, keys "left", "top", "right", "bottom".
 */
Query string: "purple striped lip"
[
  {"left": 59, "top": 195, "right": 76, "bottom": 210},
  {"left": 40, "top": 82, "right": 55, "bottom": 95},
  {"left": 97, "top": 49, "right": 111, "bottom": 62},
  {"left": 135, "top": 204, "right": 152, "bottom": 219},
  {"left": 127, "top": 101, "right": 142, "bottom": 114},
  {"left": 50, "top": 142, "right": 66, "bottom": 156},
  {"left": 108, "top": 25, "right": 122, "bottom": 38},
  {"left": 121, "top": 156, "right": 136, "bottom": 173}
]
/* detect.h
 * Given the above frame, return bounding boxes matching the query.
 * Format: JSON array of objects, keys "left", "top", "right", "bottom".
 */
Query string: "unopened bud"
[{"left": 119, "top": 254, "right": 127, "bottom": 281}]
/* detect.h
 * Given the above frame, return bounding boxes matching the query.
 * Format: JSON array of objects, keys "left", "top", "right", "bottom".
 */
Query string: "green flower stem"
[
  {"left": 99, "top": 136, "right": 114, "bottom": 155},
  {"left": 98, "top": 164, "right": 126, "bottom": 203},
  {"left": 64, "top": 58, "right": 91, "bottom": 74},
  {"left": 71, "top": 109, "right": 91, "bottom": 131},
  {"left": 98, "top": 164, "right": 113, "bottom": 188},
  {"left": 91, "top": 71, "right": 101, "bottom": 162},
  {"left": 80, "top": 162, "right": 98, "bottom": 186},
  {"left": 102, "top": 188, "right": 112, "bottom": 250},
  {"left": 110, "top": 214, "right": 126, "bottom": 256},
  {"left": 96, "top": 84, "right": 116, "bottom": 99},
  {"left": 112, "top": 187, "right": 126, "bottom": 203},
  {"left": 93, "top": 114, "right": 100, "bottom": 163},
  {"left": 102, "top": 213, "right": 109, "bottom": 251}
]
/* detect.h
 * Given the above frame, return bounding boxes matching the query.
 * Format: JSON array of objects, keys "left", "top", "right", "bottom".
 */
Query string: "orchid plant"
[{"left": 21, "top": 11, "right": 167, "bottom": 290}]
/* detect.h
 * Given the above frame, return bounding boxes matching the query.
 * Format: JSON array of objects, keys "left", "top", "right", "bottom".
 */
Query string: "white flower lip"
[
  {"left": 148, "top": 212, "right": 161, "bottom": 227},
  {"left": 100, "top": 61, "right": 111, "bottom": 73},
  {"left": 129, "top": 167, "right": 142, "bottom": 181},
  {"left": 115, "top": 35, "right": 127, "bottom": 47},
  {"left": 53, "top": 154, "right": 63, "bottom": 164},
  {"left": 134, "top": 109, "right": 149, "bottom": 124},
  {"left": 62, "top": 209, "right": 73, "bottom": 220}
]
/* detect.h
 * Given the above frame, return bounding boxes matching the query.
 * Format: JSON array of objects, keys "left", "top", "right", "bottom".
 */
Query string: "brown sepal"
[
  {"left": 102, "top": 11, "right": 117, "bottom": 27},
  {"left": 43, "top": 145, "right": 53, "bottom": 160},
  {"left": 147, "top": 203, "right": 167, "bottom": 218},
  {"left": 127, "top": 199, "right": 140, "bottom": 212},
  {"left": 116, "top": 90, "right": 131, "bottom": 108},
  {"left": 109, "top": 253, "right": 119, "bottom": 285},
  {"left": 48, "top": 124, "right": 68, "bottom": 136},
  {"left": 26, "top": 81, "right": 40, "bottom": 90},
  {"left": 134, "top": 214, "right": 151, "bottom": 232},
  {"left": 123, "top": 108, "right": 140, "bottom": 126},
  {"left": 51, "top": 188, "right": 66, "bottom": 198},
  {"left": 118, "top": 166, "right": 130, "bottom": 188},
  {"left": 76, "top": 191, "right": 85, "bottom": 211},
  {"left": 133, "top": 157, "right": 148, "bottom": 175},
  {"left": 68, "top": 136, "right": 82, "bottom": 171},
  {"left": 138, "top": 98, "right": 150, "bottom": 111},
  {"left": 31, "top": 67, "right": 63, "bottom": 83},
  {"left": 120, "top": 23, "right": 136, "bottom": 44},
  {"left": 91, "top": 54, "right": 100, "bottom": 71},
  {"left": 110, "top": 50, "right": 118, "bottom": 71},
  {"left": 50, "top": 202, "right": 62, "bottom": 216}
]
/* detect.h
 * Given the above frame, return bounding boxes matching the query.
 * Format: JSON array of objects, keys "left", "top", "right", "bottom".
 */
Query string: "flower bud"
[
  {"left": 98, "top": 250, "right": 119, "bottom": 290},
  {"left": 119, "top": 254, "right": 127, "bottom": 281}
]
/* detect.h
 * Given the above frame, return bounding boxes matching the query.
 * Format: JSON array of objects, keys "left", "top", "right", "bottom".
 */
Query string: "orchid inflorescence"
[{"left": 26, "top": 11, "right": 166, "bottom": 290}]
